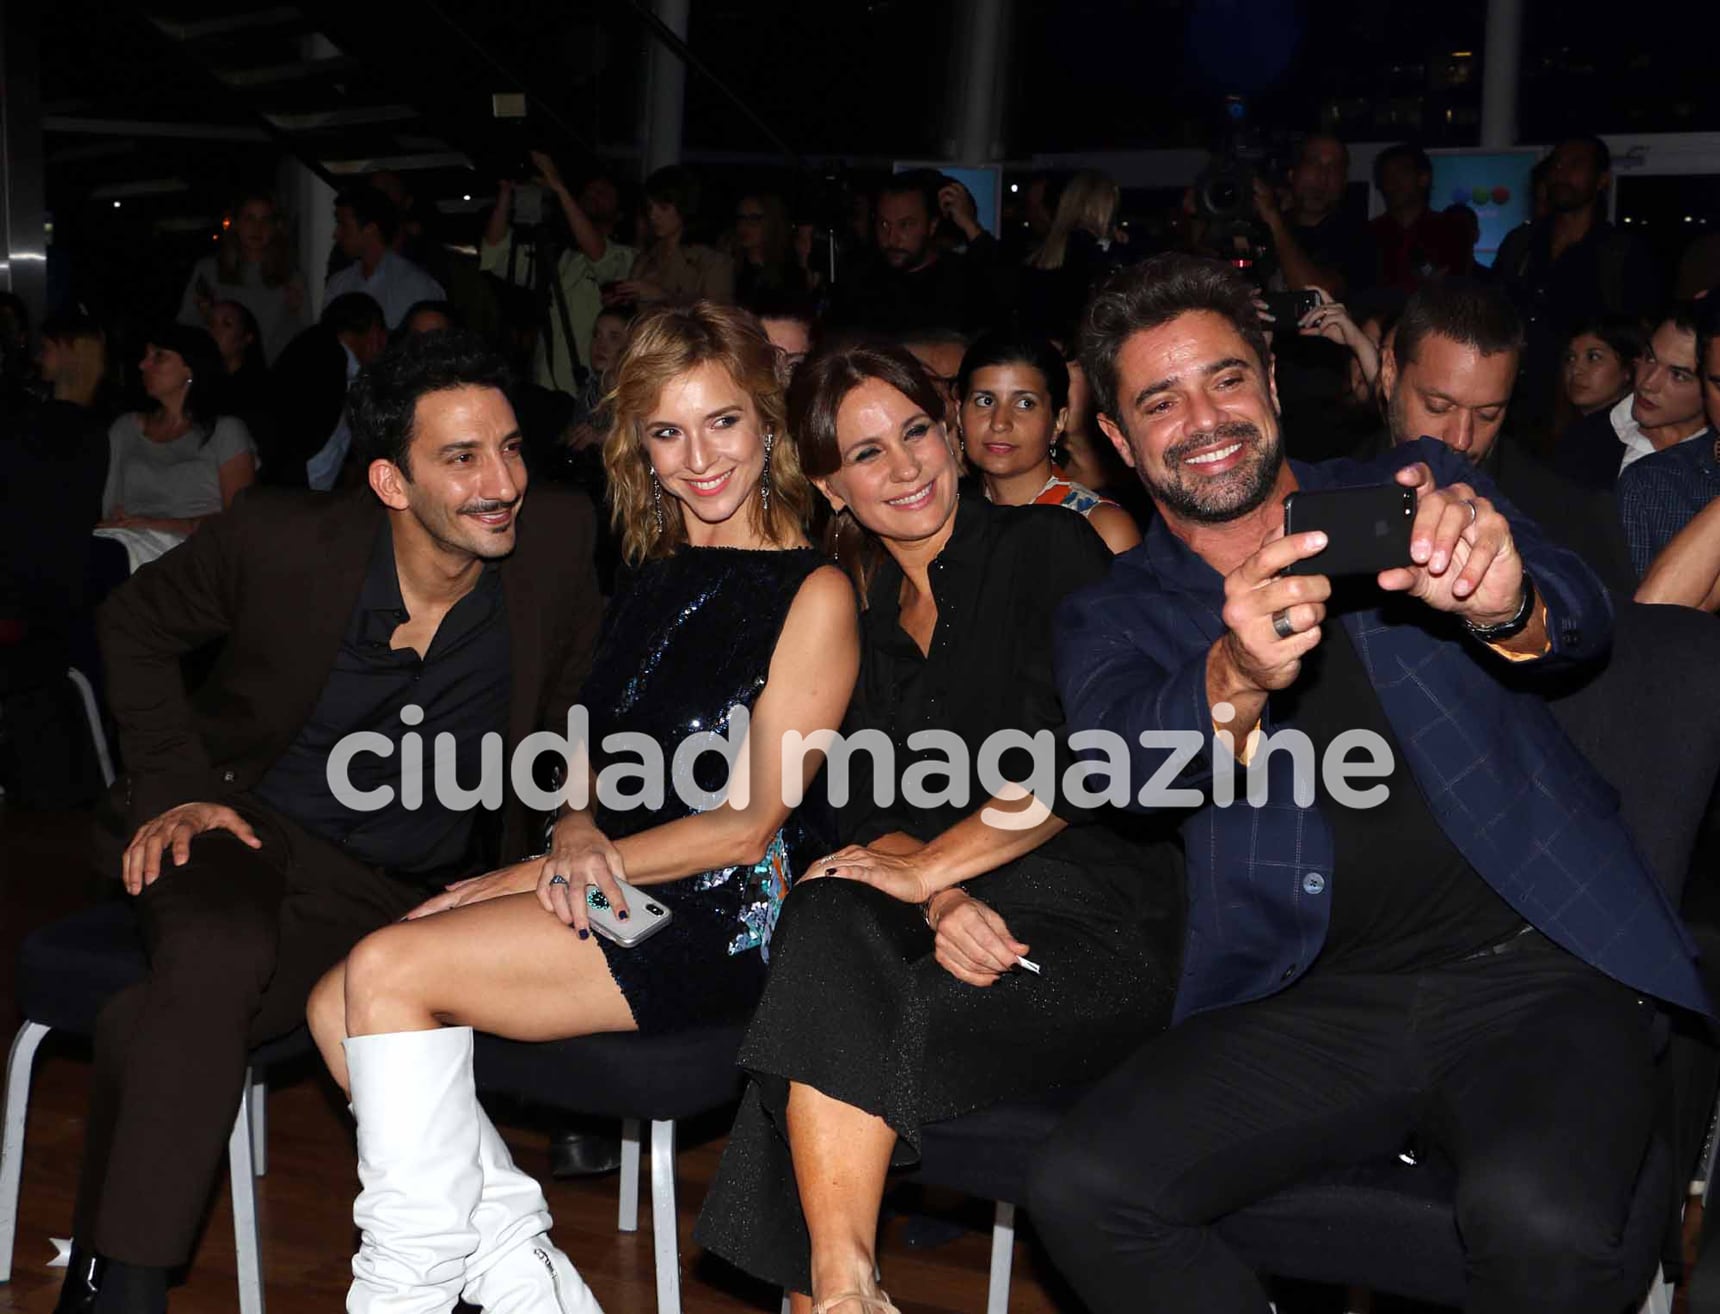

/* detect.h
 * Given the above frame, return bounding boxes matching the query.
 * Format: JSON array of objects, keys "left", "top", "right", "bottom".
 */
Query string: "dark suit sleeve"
[
  {"left": 1616, "top": 455, "right": 1693, "bottom": 580},
  {"left": 1055, "top": 588, "right": 1225, "bottom": 814},
  {"left": 1391, "top": 437, "right": 1613, "bottom": 667},
  {"left": 1017, "top": 513, "right": 1120, "bottom": 823},
  {"left": 97, "top": 502, "right": 248, "bottom": 821},
  {"left": 539, "top": 491, "right": 603, "bottom": 732}
]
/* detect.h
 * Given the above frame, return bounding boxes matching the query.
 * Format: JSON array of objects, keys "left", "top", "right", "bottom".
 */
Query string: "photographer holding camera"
[
  {"left": 1252, "top": 134, "right": 1374, "bottom": 302},
  {"left": 480, "top": 152, "right": 635, "bottom": 396}
]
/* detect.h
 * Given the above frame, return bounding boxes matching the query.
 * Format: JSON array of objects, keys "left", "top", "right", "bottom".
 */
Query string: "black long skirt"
[{"left": 693, "top": 854, "right": 1175, "bottom": 1292}]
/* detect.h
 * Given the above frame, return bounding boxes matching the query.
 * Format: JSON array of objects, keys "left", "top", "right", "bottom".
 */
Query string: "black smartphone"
[
  {"left": 1282, "top": 484, "right": 1417, "bottom": 577},
  {"left": 1261, "top": 289, "right": 1319, "bottom": 326}
]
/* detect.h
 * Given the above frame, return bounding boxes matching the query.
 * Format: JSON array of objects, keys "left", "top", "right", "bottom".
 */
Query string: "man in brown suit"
[{"left": 62, "top": 331, "right": 602, "bottom": 1312}]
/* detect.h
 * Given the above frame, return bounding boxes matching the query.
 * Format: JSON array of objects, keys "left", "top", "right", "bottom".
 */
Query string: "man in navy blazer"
[{"left": 1028, "top": 254, "right": 1703, "bottom": 1314}]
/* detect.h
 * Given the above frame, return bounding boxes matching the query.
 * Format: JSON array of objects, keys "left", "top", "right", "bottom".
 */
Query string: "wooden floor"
[
  {"left": 0, "top": 804, "right": 1074, "bottom": 1314},
  {"left": 11, "top": 803, "right": 1694, "bottom": 1314}
]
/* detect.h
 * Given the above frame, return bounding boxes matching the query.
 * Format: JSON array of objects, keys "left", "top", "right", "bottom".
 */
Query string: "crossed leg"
[{"left": 308, "top": 890, "right": 638, "bottom": 1092}]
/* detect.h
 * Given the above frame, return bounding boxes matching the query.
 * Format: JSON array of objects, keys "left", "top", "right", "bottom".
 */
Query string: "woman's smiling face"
[{"left": 817, "top": 377, "right": 961, "bottom": 547}]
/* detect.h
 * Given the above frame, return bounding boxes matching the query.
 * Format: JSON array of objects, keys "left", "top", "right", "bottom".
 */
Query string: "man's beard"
[{"left": 1140, "top": 420, "right": 1284, "bottom": 525}]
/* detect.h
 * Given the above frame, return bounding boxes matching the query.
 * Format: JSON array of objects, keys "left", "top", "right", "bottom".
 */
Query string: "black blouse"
[{"left": 837, "top": 493, "right": 1177, "bottom": 922}]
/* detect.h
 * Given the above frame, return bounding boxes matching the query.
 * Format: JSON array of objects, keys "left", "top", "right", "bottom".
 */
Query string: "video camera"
[{"left": 1190, "top": 95, "right": 1288, "bottom": 278}]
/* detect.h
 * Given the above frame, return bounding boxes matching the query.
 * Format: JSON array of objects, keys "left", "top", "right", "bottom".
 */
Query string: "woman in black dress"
[
  {"left": 695, "top": 341, "right": 1182, "bottom": 1313},
  {"left": 305, "top": 302, "right": 859, "bottom": 1312}
]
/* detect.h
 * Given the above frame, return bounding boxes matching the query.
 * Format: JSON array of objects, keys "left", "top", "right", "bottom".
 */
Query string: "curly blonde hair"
[{"left": 603, "top": 301, "right": 811, "bottom": 565}]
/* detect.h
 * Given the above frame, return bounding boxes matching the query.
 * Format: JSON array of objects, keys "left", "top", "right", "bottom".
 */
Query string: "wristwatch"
[{"left": 1464, "top": 572, "right": 1536, "bottom": 642}]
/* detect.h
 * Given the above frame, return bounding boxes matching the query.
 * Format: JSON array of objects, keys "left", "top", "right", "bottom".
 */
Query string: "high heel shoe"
[{"left": 811, "top": 1292, "right": 901, "bottom": 1314}]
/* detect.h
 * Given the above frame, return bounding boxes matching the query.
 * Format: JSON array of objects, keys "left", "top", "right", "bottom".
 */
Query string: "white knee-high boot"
[
  {"left": 461, "top": 1112, "right": 604, "bottom": 1313},
  {"left": 345, "top": 1026, "right": 483, "bottom": 1314}
]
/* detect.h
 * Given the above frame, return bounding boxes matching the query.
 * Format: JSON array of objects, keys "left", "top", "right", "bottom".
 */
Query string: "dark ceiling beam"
[{"left": 45, "top": 116, "right": 271, "bottom": 142}]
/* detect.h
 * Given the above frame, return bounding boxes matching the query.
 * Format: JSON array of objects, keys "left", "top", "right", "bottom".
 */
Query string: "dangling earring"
[
  {"left": 650, "top": 471, "right": 665, "bottom": 534},
  {"left": 830, "top": 506, "right": 847, "bottom": 565},
  {"left": 760, "top": 430, "right": 774, "bottom": 512}
]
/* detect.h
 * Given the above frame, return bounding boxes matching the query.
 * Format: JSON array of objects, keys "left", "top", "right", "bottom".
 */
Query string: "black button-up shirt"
[
  {"left": 840, "top": 494, "right": 1176, "bottom": 924},
  {"left": 255, "top": 520, "right": 512, "bottom": 876}
]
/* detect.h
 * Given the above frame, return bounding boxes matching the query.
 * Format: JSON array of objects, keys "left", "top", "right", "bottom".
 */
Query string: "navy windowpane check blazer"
[{"left": 1054, "top": 437, "right": 1707, "bottom": 1022}]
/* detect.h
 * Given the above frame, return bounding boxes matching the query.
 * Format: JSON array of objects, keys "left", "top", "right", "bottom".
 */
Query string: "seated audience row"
[
  {"left": 17, "top": 115, "right": 1720, "bottom": 1314},
  {"left": 62, "top": 260, "right": 1711, "bottom": 1314}
]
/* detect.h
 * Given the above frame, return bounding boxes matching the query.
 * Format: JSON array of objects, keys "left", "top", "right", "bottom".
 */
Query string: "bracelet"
[
  {"left": 921, "top": 887, "right": 962, "bottom": 931},
  {"left": 1464, "top": 572, "right": 1536, "bottom": 642}
]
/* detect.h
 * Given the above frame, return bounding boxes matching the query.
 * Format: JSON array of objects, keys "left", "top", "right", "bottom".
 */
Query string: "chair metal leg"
[
  {"left": 1639, "top": 1263, "right": 1674, "bottom": 1314},
  {"left": 1701, "top": 1084, "right": 1720, "bottom": 1207},
  {"left": 779, "top": 1293, "right": 792, "bottom": 1314},
  {"left": 1, "top": 1023, "right": 50, "bottom": 1284},
  {"left": 228, "top": 1072, "right": 265, "bottom": 1314},
  {"left": 249, "top": 1077, "right": 267, "bottom": 1178},
  {"left": 618, "top": 1117, "right": 642, "bottom": 1232},
  {"left": 650, "top": 1119, "right": 680, "bottom": 1314},
  {"left": 985, "top": 1200, "right": 1015, "bottom": 1314},
  {"left": 65, "top": 668, "right": 114, "bottom": 788}
]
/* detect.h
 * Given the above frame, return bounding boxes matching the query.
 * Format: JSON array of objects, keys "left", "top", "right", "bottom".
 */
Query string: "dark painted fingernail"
[
  {"left": 577, "top": 928, "right": 590, "bottom": 940},
  {"left": 618, "top": 910, "right": 629, "bottom": 920},
  {"left": 825, "top": 866, "right": 836, "bottom": 875}
]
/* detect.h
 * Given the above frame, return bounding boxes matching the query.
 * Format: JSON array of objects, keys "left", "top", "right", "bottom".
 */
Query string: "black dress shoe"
[
  {"left": 548, "top": 1128, "right": 624, "bottom": 1179},
  {"left": 63, "top": 1251, "right": 166, "bottom": 1314},
  {"left": 53, "top": 1242, "right": 102, "bottom": 1314}
]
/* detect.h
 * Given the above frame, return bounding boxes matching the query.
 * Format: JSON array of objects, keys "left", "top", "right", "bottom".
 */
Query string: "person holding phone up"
[{"left": 1028, "top": 254, "right": 1702, "bottom": 1314}]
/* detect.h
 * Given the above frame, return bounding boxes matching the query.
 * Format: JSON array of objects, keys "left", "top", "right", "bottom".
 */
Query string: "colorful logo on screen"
[{"left": 1453, "top": 185, "right": 1513, "bottom": 206}]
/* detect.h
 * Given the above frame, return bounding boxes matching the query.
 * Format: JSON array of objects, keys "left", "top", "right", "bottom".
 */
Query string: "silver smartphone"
[{"left": 585, "top": 879, "right": 672, "bottom": 948}]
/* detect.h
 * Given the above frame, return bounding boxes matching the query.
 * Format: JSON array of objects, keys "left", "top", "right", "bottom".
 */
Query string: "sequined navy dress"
[{"left": 582, "top": 545, "right": 830, "bottom": 1034}]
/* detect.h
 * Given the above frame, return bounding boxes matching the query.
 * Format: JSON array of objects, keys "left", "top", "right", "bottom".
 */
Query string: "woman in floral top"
[{"left": 955, "top": 328, "right": 1142, "bottom": 554}]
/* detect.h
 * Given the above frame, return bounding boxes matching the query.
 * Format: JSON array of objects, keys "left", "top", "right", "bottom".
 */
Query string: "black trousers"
[
  {"left": 1028, "top": 932, "right": 1661, "bottom": 1314},
  {"left": 75, "top": 798, "right": 427, "bottom": 1266}
]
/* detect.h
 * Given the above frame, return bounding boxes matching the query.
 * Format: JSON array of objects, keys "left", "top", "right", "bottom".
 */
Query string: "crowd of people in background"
[
  {"left": 6, "top": 121, "right": 1720, "bottom": 1314},
  {"left": 4, "top": 129, "right": 1717, "bottom": 629}
]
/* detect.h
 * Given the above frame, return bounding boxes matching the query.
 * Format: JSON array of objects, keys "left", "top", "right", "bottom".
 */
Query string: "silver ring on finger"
[
  {"left": 1272, "top": 607, "right": 1297, "bottom": 640},
  {"left": 548, "top": 873, "right": 568, "bottom": 886},
  {"left": 1463, "top": 498, "right": 1478, "bottom": 524}
]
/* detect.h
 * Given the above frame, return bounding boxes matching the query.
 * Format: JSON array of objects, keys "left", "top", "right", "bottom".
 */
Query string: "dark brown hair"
[
  {"left": 1394, "top": 277, "right": 1524, "bottom": 369},
  {"left": 1080, "top": 253, "right": 1270, "bottom": 423},
  {"left": 790, "top": 338, "right": 947, "bottom": 599}
]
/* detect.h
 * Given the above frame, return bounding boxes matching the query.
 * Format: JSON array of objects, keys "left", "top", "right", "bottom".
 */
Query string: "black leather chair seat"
[{"left": 473, "top": 1025, "right": 749, "bottom": 1122}]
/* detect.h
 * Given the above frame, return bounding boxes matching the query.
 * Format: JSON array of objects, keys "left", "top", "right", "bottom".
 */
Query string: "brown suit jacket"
[{"left": 97, "top": 484, "right": 603, "bottom": 863}]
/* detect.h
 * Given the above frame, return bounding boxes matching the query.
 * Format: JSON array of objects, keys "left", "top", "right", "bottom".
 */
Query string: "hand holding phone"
[
  {"left": 1282, "top": 484, "right": 1416, "bottom": 577},
  {"left": 585, "top": 879, "right": 672, "bottom": 948},
  {"left": 1379, "top": 462, "right": 1528, "bottom": 625},
  {"left": 1215, "top": 529, "right": 1333, "bottom": 698},
  {"left": 1260, "top": 289, "right": 1319, "bottom": 329}
]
